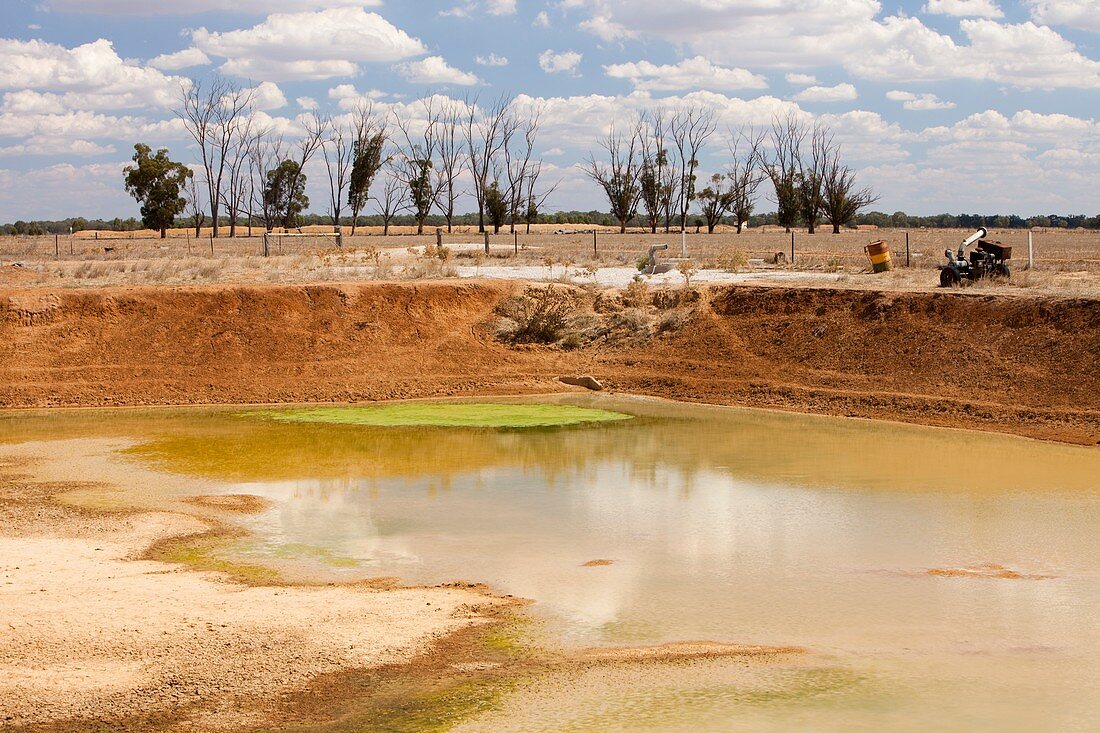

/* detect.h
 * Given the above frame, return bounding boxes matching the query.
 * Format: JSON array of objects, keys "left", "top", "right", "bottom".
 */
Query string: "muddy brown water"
[{"left": 3, "top": 395, "right": 1099, "bottom": 731}]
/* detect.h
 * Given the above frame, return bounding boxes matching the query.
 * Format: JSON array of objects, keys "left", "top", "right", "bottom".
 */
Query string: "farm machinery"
[{"left": 939, "top": 228, "right": 1012, "bottom": 287}]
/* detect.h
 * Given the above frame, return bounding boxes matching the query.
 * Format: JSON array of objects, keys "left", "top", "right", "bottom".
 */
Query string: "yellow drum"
[{"left": 865, "top": 240, "right": 892, "bottom": 273}]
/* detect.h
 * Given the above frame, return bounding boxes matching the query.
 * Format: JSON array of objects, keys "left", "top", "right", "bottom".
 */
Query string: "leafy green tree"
[
  {"left": 348, "top": 132, "right": 385, "bottom": 235},
  {"left": 483, "top": 180, "right": 507, "bottom": 234},
  {"left": 263, "top": 160, "right": 309, "bottom": 229},
  {"left": 123, "top": 143, "right": 191, "bottom": 238}
]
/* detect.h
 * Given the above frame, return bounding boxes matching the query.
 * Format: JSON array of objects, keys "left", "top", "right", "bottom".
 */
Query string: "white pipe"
[
  {"left": 1028, "top": 231, "right": 1034, "bottom": 270},
  {"left": 960, "top": 227, "right": 987, "bottom": 249},
  {"left": 681, "top": 228, "right": 686, "bottom": 258}
]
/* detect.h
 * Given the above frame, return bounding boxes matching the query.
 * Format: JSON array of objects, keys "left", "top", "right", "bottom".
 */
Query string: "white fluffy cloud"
[
  {"left": 42, "top": 0, "right": 380, "bottom": 12},
  {"left": 1025, "top": 0, "right": 1100, "bottom": 33},
  {"left": 566, "top": 0, "right": 1100, "bottom": 89},
  {"left": 0, "top": 39, "right": 181, "bottom": 109},
  {"left": 793, "top": 83, "right": 857, "bottom": 102},
  {"left": 887, "top": 90, "right": 956, "bottom": 110},
  {"left": 396, "top": 57, "right": 480, "bottom": 85},
  {"left": 603, "top": 56, "right": 767, "bottom": 92},
  {"left": 922, "top": 0, "right": 1003, "bottom": 18},
  {"left": 148, "top": 48, "right": 211, "bottom": 71},
  {"left": 191, "top": 8, "right": 426, "bottom": 81},
  {"left": 785, "top": 73, "right": 817, "bottom": 85},
  {"left": 475, "top": 53, "right": 509, "bottom": 67},
  {"left": 539, "top": 50, "right": 583, "bottom": 75}
]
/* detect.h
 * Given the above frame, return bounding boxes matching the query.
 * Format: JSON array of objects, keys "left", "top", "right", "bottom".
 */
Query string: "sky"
[{"left": 0, "top": 0, "right": 1098, "bottom": 222}]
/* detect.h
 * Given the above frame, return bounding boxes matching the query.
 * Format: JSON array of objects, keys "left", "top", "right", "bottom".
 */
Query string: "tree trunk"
[
  {"left": 619, "top": 222, "right": 626, "bottom": 234},
  {"left": 383, "top": 221, "right": 390, "bottom": 236},
  {"left": 736, "top": 221, "right": 744, "bottom": 234},
  {"left": 833, "top": 223, "right": 841, "bottom": 234},
  {"left": 160, "top": 228, "right": 167, "bottom": 239}
]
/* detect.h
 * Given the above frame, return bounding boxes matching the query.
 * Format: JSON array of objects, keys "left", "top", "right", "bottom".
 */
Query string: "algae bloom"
[{"left": 250, "top": 403, "right": 633, "bottom": 429}]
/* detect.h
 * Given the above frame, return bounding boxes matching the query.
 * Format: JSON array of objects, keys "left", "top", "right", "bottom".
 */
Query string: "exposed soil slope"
[{"left": 1, "top": 281, "right": 1097, "bottom": 444}]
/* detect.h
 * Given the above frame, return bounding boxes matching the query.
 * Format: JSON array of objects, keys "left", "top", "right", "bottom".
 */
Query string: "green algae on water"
[{"left": 247, "top": 403, "right": 633, "bottom": 429}]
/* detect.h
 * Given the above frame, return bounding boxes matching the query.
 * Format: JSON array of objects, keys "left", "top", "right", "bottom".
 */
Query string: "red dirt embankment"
[{"left": 1, "top": 281, "right": 1097, "bottom": 444}]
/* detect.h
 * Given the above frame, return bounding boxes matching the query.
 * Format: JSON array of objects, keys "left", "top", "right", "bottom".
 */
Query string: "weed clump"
[{"left": 497, "top": 286, "right": 576, "bottom": 344}]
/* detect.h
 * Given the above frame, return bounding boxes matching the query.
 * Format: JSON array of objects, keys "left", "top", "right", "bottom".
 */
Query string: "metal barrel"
[{"left": 865, "top": 240, "right": 892, "bottom": 273}]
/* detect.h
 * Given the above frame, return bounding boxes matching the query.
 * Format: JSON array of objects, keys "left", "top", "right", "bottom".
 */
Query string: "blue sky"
[{"left": 1, "top": 0, "right": 1098, "bottom": 221}]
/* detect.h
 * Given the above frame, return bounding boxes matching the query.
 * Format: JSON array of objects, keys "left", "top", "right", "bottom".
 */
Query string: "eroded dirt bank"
[{"left": 1, "top": 280, "right": 1098, "bottom": 444}]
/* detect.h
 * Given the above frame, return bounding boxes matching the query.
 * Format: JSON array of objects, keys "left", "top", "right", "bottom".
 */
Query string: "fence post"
[
  {"left": 905, "top": 231, "right": 910, "bottom": 267},
  {"left": 483, "top": 230, "right": 490, "bottom": 254},
  {"left": 54, "top": 234, "right": 59, "bottom": 259},
  {"left": 514, "top": 231, "right": 519, "bottom": 255},
  {"left": 69, "top": 237, "right": 74, "bottom": 256},
  {"left": 1027, "top": 230, "right": 1034, "bottom": 270},
  {"left": 209, "top": 233, "right": 214, "bottom": 257},
  {"left": 790, "top": 231, "right": 795, "bottom": 265},
  {"left": 262, "top": 232, "right": 269, "bottom": 258},
  {"left": 593, "top": 230, "right": 597, "bottom": 256}
]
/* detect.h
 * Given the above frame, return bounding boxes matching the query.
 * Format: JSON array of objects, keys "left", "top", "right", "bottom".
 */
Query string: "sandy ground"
[{"left": 0, "top": 439, "right": 501, "bottom": 731}]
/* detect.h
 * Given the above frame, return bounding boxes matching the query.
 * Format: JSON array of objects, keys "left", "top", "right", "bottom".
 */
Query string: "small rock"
[{"left": 560, "top": 375, "right": 603, "bottom": 391}]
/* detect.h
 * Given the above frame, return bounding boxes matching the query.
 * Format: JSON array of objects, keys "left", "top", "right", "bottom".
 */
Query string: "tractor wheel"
[
  {"left": 993, "top": 263, "right": 1011, "bottom": 280},
  {"left": 939, "top": 268, "right": 961, "bottom": 288}
]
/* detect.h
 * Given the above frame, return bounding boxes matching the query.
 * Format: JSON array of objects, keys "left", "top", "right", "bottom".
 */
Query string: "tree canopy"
[{"left": 123, "top": 144, "right": 191, "bottom": 238}]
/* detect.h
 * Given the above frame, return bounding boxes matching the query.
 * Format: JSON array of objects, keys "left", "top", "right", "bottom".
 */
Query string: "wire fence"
[{"left": 2, "top": 228, "right": 1098, "bottom": 272}]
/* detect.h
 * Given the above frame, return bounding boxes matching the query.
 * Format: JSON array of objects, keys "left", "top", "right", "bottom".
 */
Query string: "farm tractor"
[{"left": 939, "top": 228, "right": 1012, "bottom": 287}]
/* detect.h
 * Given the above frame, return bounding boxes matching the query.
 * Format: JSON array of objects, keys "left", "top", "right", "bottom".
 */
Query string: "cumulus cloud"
[
  {"left": 395, "top": 56, "right": 480, "bottom": 85},
  {"left": 42, "top": 0, "right": 381, "bottom": 13},
  {"left": 148, "top": 48, "right": 211, "bottom": 71},
  {"left": 248, "top": 81, "right": 287, "bottom": 111},
  {"left": 886, "top": 90, "right": 956, "bottom": 110},
  {"left": 793, "top": 83, "right": 858, "bottom": 102},
  {"left": 539, "top": 50, "right": 582, "bottom": 75},
  {"left": 785, "top": 73, "right": 817, "bottom": 85},
  {"left": 0, "top": 39, "right": 181, "bottom": 109},
  {"left": 475, "top": 53, "right": 509, "bottom": 67},
  {"left": 603, "top": 56, "right": 767, "bottom": 92},
  {"left": 922, "top": 0, "right": 1003, "bottom": 18},
  {"left": 534, "top": 11, "right": 551, "bottom": 28},
  {"left": 565, "top": 0, "right": 1100, "bottom": 89},
  {"left": 191, "top": 8, "right": 426, "bottom": 81},
  {"left": 1024, "top": 0, "right": 1100, "bottom": 33}
]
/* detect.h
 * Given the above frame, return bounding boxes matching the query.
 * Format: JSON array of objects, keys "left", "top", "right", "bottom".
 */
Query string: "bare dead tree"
[
  {"left": 797, "top": 122, "right": 836, "bottom": 234},
  {"left": 392, "top": 97, "right": 440, "bottom": 235},
  {"left": 434, "top": 99, "right": 466, "bottom": 233},
  {"left": 637, "top": 110, "right": 666, "bottom": 234},
  {"left": 696, "top": 174, "right": 736, "bottom": 234},
  {"left": 175, "top": 77, "right": 255, "bottom": 238},
  {"left": 762, "top": 112, "right": 805, "bottom": 233},
  {"left": 823, "top": 159, "right": 879, "bottom": 233},
  {"left": 221, "top": 115, "right": 265, "bottom": 237},
  {"left": 323, "top": 115, "right": 355, "bottom": 231},
  {"left": 504, "top": 105, "right": 542, "bottom": 233},
  {"left": 521, "top": 165, "right": 559, "bottom": 234},
  {"left": 669, "top": 106, "right": 716, "bottom": 232},
  {"left": 184, "top": 171, "right": 205, "bottom": 237},
  {"left": 464, "top": 94, "right": 516, "bottom": 233},
  {"left": 248, "top": 134, "right": 287, "bottom": 232},
  {"left": 376, "top": 166, "right": 408, "bottom": 236},
  {"left": 726, "top": 127, "right": 766, "bottom": 233},
  {"left": 281, "top": 110, "right": 328, "bottom": 229},
  {"left": 581, "top": 122, "right": 643, "bottom": 234}
]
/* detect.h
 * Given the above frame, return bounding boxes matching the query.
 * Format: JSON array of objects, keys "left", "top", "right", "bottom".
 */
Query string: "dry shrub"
[
  {"left": 497, "top": 285, "right": 576, "bottom": 344},
  {"left": 718, "top": 249, "right": 749, "bottom": 272},
  {"left": 622, "top": 277, "right": 650, "bottom": 308}
]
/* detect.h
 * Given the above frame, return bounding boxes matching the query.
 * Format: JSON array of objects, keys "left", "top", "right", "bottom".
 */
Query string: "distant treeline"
[{"left": 3, "top": 210, "right": 1099, "bottom": 235}]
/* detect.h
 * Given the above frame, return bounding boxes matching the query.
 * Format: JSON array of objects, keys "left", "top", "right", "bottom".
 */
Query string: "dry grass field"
[{"left": 2, "top": 224, "right": 1098, "bottom": 296}]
